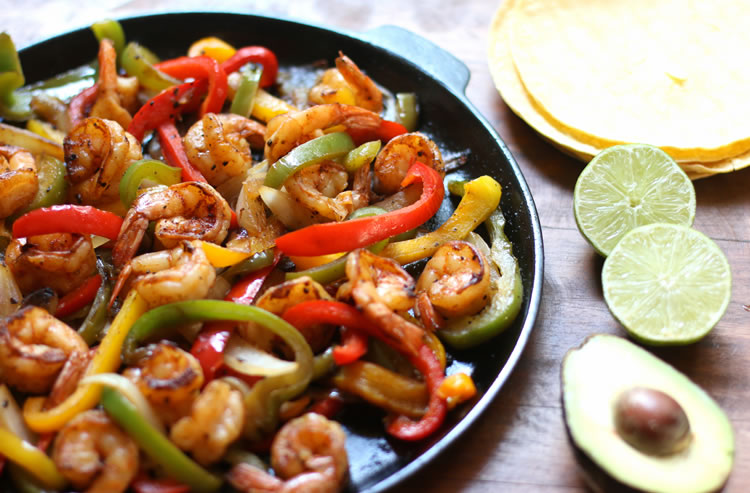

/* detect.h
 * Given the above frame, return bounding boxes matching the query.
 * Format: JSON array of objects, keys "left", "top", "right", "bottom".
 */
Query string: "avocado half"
[{"left": 562, "top": 334, "right": 734, "bottom": 493}]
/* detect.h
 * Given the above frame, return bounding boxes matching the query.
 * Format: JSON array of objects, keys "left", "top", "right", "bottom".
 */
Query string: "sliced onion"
[
  {"left": 258, "top": 185, "right": 317, "bottom": 230},
  {"left": 81, "top": 373, "right": 165, "bottom": 434},
  {"left": 0, "top": 384, "right": 34, "bottom": 442},
  {"left": 0, "top": 122, "right": 64, "bottom": 160},
  {"left": 223, "top": 333, "right": 298, "bottom": 377},
  {"left": 0, "top": 262, "right": 22, "bottom": 317}
]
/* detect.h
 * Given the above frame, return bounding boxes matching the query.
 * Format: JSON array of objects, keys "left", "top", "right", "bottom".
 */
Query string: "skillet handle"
[{"left": 361, "top": 25, "right": 470, "bottom": 94}]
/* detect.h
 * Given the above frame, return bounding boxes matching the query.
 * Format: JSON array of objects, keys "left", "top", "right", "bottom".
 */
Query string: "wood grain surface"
[{"left": 4, "top": 1, "right": 748, "bottom": 491}]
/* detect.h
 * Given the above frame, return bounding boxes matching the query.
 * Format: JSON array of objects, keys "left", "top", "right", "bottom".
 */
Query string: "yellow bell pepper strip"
[
  {"left": 188, "top": 36, "right": 236, "bottom": 62},
  {"left": 264, "top": 132, "right": 356, "bottom": 188},
  {"left": 436, "top": 372, "right": 477, "bottom": 410},
  {"left": 438, "top": 209, "right": 524, "bottom": 349},
  {"left": 0, "top": 428, "right": 66, "bottom": 490},
  {"left": 90, "top": 19, "right": 125, "bottom": 63},
  {"left": 251, "top": 88, "right": 297, "bottom": 123},
  {"left": 0, "top": 32, "right": 32, "bottom": 120},
  {"left": 395, "top": 92, "right": 418, "bottom": 132},
  {"left": 332, "top": 361, "right": 428, "bottom": 419},
  {"left": 100, "top": 387, "right": 222, "bottom": 493},
  {"left": 276, "top": 161, "right": 444, "bottom": 257},
  {"left": 25, "top": 119, "right": 65, "bottom": 144},
  {"left": 117, "top": 300, "right": 313, "bottom": 442},
  {"left": 121, "top": 42, "right": 181, "bottom": 92},
  {"left": 22, "top": 290, "right": 147, "bottom": 432},
  {"left": 119, "top": 159, "right": 182, "bottom": 208},
  {"left": 0, "top": 122, "right": 63, "bottom": 160},
  {"left": 230, "top": 63, "right": 262, "bottom": 118},
  {"left": 381, "top": 174, "right": 502, "bottom": 264},
  {"left": 199, "top": 240, "right": 253, "bottom": 268}
]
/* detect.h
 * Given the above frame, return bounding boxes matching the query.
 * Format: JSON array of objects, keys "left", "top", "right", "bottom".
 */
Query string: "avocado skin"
[{"left": 560, "top": 334, "right": 731, "bottom": 493}]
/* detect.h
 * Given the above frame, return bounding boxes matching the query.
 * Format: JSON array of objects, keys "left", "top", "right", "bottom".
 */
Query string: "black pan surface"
[{"left": 15, "top": 12, "right": 544, "bottom": 492}]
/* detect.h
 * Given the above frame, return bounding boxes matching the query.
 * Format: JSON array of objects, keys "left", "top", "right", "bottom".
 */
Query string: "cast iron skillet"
[{"left": 16, "top": 12, "right": 544, "bottom": 492}]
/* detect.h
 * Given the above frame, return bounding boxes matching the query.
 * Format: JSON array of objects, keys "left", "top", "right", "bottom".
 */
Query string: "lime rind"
[
  {"left": 574, "top": 144, "right": 696, "bottom": 256},
  {"left": 602, "top": 223, "right": 731, "bottom": 345}
]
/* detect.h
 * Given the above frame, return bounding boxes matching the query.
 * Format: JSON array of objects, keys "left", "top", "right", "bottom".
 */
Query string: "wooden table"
[{"left": 8, "top": 1, "right": 749, "bottom": 491}]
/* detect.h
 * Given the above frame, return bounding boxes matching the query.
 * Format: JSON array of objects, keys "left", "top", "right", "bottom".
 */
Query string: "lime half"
[
  {"left": 574, "top": 144, "right": 696, "bottom": 256},
  {"left": 602, "top": 223, "right": 731, "bottom": 345}
]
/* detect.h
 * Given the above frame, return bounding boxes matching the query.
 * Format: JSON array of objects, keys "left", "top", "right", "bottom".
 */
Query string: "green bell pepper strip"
[
  {"left": 0, "top": 32, "right": 31, "bottom": 120},
  {"left": 220, "top": 248, "right": 276, "bottom": 285},
  {"left": 100, "top": 387, "right": 222, "bottom": 493},
  {"left": 120, "top": 300, "right": 314, "bottom": 442},
  {"left": 9, "top": 154, "right": 67, "bottom": 221},
  {"left": 264, "top": 132, "right": 355, "bottom": 188},
  {"left": 90, "top": 19, "right": 125, "bottom": 62},
  {"left": 77, "top": 258, "right": 114, "bottom": 345},
  {"left": 285, "top": 207, "right": 389, "bottom": 285},
  {"left": 119, "top": 159, "right": 182, "bottom": 208},
  {"left": 230, "top": 63, "right": 262, "bottom": 118},
  {"left": 437, "top": 208, "right": 523, "bottom": 349},
  {"left": 7, "top": 462, "right": 57, "bottom": 493},
  {"left": 395, "top": 92, "right": 418, "bottom": 132},
  {"left": 343, "top": 139, "right": 381, "bottom": 173},
  {"left": 121, "top": 42, "right": 181, "bottom": 92}
]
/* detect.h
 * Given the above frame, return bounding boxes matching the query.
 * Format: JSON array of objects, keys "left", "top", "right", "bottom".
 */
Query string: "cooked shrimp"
[
  {"left": 112, "top": 240, "right": 215, "bottom": 308},
  {"left": 0, "top": 145, "right": 37, "bottom": 218},
  {"left": 227, "top": 413, "right": 348, "bottom": 493},
  {"left": 251, "top": 276, "right": 335, "bottom": 353},
  {"left": 416, "top": 240, "right": 491, "bottom": 321},
  {"left": 184, "top": 113, "right": 266, "bottom": 186},
  {"left": 64, "top": 117, "right": 142, "bottom": 205},
  {"left": 231, "top": 161, "right": 286, "bottom": 255},
  {"left": 265, "top": 103, "right": 381, "bottom": 163},
  {"left": 344, "top": 249, "right": 425, "bottom": 357},
  {"left": 0, "top": 306, "right": 88, "bottom": 394},
  {"left": 46, "top": 349, "right": 95, "bottom": 409},
  {"left": 309, "top": 53, "right": 383, "bottom": 114},
  {"left": 170, "top": 379, "right": 245, "bottom": 465},
  {"left": 89, "top": 39, "right": 138, "bottom": 129},
  {"left": 373, "top": 132, "right": 444, "bottom": 195},
  {"left": 52, "top": 409, "right": 139, "bottom": 493},
  {"left": 122, "top": 341, "right": 204, "bottom": 426},
  {"left": 5, "top": 233, "right": 97, "bottom": 296},
  {"left": 112, "top": 181, "right": 231, "bottom": 268},
  {"left": 285, "top": 161, "right": 356, "bottom": 221}
]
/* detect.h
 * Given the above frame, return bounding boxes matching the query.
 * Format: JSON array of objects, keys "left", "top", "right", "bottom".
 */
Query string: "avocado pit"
[{"left": 614, "top": 386, "right": 691, "bottom": 456}]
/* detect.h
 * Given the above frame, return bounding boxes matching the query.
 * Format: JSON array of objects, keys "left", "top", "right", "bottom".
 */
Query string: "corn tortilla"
[
  {"left": 487, "top": 0, "right": 750, "bottom": 178},
  {"left": 507, "top": 0, "right": 750, "bottom": 163}
]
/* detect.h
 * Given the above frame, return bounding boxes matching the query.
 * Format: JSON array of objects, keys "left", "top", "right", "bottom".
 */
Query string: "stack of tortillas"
[{"left": 488, "top": 0, "right": 750, "bottom": 179}]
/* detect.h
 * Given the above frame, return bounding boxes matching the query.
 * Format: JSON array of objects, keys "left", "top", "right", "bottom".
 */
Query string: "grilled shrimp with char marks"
[
  {"left": 64, "top": 117, "right": 142, "bottom": 205},
  {"left": 0, "top": 145, "right": 37, "bottom": 218},
  {"left": 416, "top": 240, "right": 492, "bottom": 329},
  {"left": 0, "top": 306, "right": 88, "bottom": 394},
  {"left": 170, "top": 379, "right": 245, "bottom": 465},
  {"left": 123, "top": 341, "right": 204, "bottom": 426},
  {"left": 5, "top": 233, "right": 97, "bottom": 296},
  {"left": 184, "top": 113, "right": 266, "bottom": 186},
  {"left": 265, "top": 103, "right": 381, "bottom": 163},
  {"left": 227, "top": 413, "right": 349, "bottom": 493},
  {"left": 373, "top": 132, "right": 444, "bottom": 195},
  {"left": 112, "top": 181, "right": 231, "bottom": 268},
  {"left": 112, "top": 240, "right": 216, "bottom": 308},
  {"left": 53, "top": 409, "right": 139, "bottom": 493}
]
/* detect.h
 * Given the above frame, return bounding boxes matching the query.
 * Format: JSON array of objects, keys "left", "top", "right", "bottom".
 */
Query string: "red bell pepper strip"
[
  {"left": 68, "top": 83, "right": 99, "bottom": 128},
  {"left": 333, "top": 327, "right": 369, "bottom": 365},
  {"left": 190, "top": 252, "right": 280, "bottom": 382},
  {"left": 275, "top": 161, "right": 443, "bottom": 256},
  {"left": 55, "top": 274, "right": 102, "bottom": 319},
  {"left": 131, "top": 476, "right": 191, "bottom": 493},
  {"left": 347, "top": 118, "right": 407, "bottom": 145},
  {"left": 386, "top": 343, "right": 447, "bottom": 441},
  {"left": 127, "top": 78, "right": 207, "bottom": 141},
  {"left": 154, "top": 55, "right": 228, "bottom": 116},
  {"left": 157, "top": 121, "right": 207, "bottom": 183},
  {"left": 308, "top": 391, "right": 345, "bottom": 418},
  {"left": 220, "top": 46, "right": 279, "bottom": 88},
  {"left": 12, "top": 205, "right": 124, "bottom": 241}
]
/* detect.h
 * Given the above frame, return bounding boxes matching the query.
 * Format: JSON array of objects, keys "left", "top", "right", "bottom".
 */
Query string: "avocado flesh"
[{"left": 562, "top": 334, "right": 734, "bottom": 493}]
